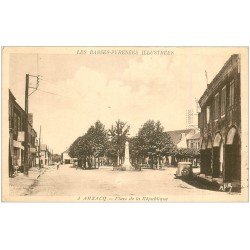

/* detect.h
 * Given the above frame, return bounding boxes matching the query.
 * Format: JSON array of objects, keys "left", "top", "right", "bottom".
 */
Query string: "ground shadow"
[{"left": 178, "top": 176, "right": 219, "bottom": 191}]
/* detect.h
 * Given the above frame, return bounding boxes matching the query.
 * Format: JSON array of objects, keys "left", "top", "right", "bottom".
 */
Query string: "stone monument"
[{"left": 122, "top": 141, "right": 132, "bottom": 170}]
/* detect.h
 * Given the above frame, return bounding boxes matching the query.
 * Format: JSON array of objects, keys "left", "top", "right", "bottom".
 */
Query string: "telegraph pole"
[
  {"left": 24, "top": 74, "right": 29, "bottom": 175},
  {"left": 24, "top": 73, "right": 40, "bottom": 175}
]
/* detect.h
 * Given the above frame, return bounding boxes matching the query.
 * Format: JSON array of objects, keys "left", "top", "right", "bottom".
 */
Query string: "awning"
[{"left": 13, "top": 140, "right": 24, "bottom": 150}]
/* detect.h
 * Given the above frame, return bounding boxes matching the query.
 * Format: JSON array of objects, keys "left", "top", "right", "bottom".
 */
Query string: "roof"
[
  {"left": 166, "top": 129, "right": 194, "bottom": 146},
  {"left": 187, "top": 131, "right": 200, "bottom": 140}
]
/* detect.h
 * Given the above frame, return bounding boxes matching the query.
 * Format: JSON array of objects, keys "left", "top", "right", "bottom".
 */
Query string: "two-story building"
[
  {"left": 40, "top": 144, "right": 49, "bottom": 166},
  {"left": 9, "top": 90, "right": 38, "bottom": 176},
  {"left": 9, "top": 90, "right": 25, "bottom": 176},
  {"left": 198, "top": 54, "right": 241, "bottom": 186},
  {"left": 167, "top": 129, "right": 199, "bottom": 149},
  {"left": 166, "top": 128, "right": 200, "bottom": 165},
  {"left": 186, "top": 131, "right": 200, "bottom": 150}
]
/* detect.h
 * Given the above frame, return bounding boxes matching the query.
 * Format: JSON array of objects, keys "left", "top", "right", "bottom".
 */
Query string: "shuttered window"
[
  {"left": 221, "top": 86, "right": 226, "bottom": 116},
  {"left": 214, "top": 93, "right": 220, "bottom": 120},
  {"left": 229, "top": 81, "right": 235, "bottom": 106},
  {"left": 206, "top": 106, "right": 210, "bottom": 123}
]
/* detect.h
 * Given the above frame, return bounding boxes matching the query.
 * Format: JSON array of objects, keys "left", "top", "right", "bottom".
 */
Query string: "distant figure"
[{"left": 56, "top": 161, "right": 60, "bottom": 170}]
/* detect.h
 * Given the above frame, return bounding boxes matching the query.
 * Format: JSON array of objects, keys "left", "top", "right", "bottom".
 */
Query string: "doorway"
[{"left": 225, "top": 128, "right": 241, "bottom": 182}]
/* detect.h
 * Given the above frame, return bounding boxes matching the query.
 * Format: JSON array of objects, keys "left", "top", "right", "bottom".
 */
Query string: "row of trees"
[{"left": 68, "top": 119, "right": 200, "bottom": 169}]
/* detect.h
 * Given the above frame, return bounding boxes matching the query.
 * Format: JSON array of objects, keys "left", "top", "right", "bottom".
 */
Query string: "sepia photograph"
[{"left": 1, "top": 46, "right": 248, "bottom": 202}]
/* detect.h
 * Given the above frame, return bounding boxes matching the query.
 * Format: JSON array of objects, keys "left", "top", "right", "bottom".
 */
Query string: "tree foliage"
[
  {"left": 68, "top": 119, "right": 199, "bottom": 169},
  {"left": 107, "top": 119, "right": 130, "bottom": 164},
  {"left": 131, "top": 120, "right": 174, "bottom": 161},
  {"left": 68, "top": 121, "right": 108, "bottom": 167}
]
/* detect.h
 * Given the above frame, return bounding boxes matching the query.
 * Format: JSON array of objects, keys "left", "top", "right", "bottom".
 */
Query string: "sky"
[{"left": 9, "top": 47, "right": 238, "bottom": 154}]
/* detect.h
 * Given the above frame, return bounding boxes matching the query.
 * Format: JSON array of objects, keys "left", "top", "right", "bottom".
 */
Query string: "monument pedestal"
[{"left": 122, "top": 141, "right": 133, "bottom": 171}]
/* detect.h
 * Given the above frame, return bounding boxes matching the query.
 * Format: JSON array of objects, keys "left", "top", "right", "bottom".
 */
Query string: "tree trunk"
[{"left": 117, "top": 150, "right": 120, "bottom": 166}]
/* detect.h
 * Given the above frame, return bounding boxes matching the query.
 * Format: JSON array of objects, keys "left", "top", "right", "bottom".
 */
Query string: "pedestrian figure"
[{"left": 56, "top": 161, "right": 60, "bottom": 170}]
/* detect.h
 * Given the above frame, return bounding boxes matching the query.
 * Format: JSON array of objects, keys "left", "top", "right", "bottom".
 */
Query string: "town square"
[{"left": 2, "top": 47, "right": 248, "bottom": 202}]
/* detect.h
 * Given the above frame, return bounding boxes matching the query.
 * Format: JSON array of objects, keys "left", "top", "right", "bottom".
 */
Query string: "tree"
[
  {"left": 136, "top": 120, "right": 174, "bottom": 168},
  {"left": 52, "top": 154, "right": 61, "bottom": 163},
  {"left": 108, "top": 119, "right": 130, "bottom": 166},
  {"left": 85, "top": 120, "right": 109, "bottom": 167},
  {"left": 68, "top": 121, "right": 108, "bottom": 168},
  {"left": 68, "top": 136, "right": 83, "bottom": 159}
]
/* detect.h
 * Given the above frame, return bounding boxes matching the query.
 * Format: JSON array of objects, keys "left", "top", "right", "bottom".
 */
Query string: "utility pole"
[
  {"left": 38, "top": 125, "right": 41, "bottom": 169},
  {"left": 24, "top": 74, "right": 29, "bottom": 175},
  {"left": 24, "top": 73, "right": 40, "bottom": 175}
]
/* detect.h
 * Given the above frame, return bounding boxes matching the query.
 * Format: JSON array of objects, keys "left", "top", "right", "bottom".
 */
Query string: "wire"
[
  {"left": 28, "top": 89, "right": 37, "bottom": 96},
  {"left": 29, "top": 86, "right": 58, "bottom": 96},
  {"left": 35, "top": 89, "right": 58, "bottom": 96}
]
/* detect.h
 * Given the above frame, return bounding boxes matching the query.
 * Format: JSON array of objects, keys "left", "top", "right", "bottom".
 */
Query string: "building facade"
[
  {"left": 166, "top": 128, "right": 200, "bottom": 165},
  {"left": 198, "top": 54, "right": 241, "bottom": 184},
  {"left": 9, "top": 90, "right": 37, "bottom": 176},
  {"left": 61, "top": 148, "right": 74, "bottom": 164},
  {"left": 40, "top": 144, "right": 51, "bottom": 166},
  {"left": 28, "top": 114, "right": 38, "bottom": 168},
  {"left": 186, "top": 132, "right": 200, "bottom": 149},
  {"left": 167, "top": 128, "right": 200, "bottom": 149}
]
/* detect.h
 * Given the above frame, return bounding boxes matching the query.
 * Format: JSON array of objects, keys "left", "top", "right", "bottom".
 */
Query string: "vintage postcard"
[{"left": 1, "top": 46, "right": 248, "bottom": 202}]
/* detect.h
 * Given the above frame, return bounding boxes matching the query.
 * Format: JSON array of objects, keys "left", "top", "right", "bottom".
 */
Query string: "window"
[
  {"left": 221, "top": 86, "right": 226, "bottom": 116},
  {"left": 214, "top": 93, "right": 220, "bottom": 120},
  {"left": 229, "top": 81, "right": 235, "bottom": 106},
  {"left": 206, "top": 106, "right": 210, "bottom": 124}
]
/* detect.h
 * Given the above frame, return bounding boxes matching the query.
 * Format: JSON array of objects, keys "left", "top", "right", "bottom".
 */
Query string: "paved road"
[{"left": 28, "top": 164, "right": 231, "bottom": 198}]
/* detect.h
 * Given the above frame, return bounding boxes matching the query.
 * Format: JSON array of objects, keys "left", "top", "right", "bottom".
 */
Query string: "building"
[
  {"left": 61, "top": 148, "right": 74, "bottom": 164},
  {"left": 9, "top": 90, "right": 37, "bottom": 176},
  {"left": 167, "top": 128, "right": 199, "bottom": 149},
  {"left": 198, "top": 54, "right": 241, "bottom": 185},
  {"left": 186, "top": 131, "right": 200, "bottom": 149},
  {"left": 166, "top": 128, "right": 200, "bottom": 165},
  {"left": 27, "top": 115, "right": 38, "bottom": 168},
  {"left": 40, "top": 144, "right": 49, "bottom": 166}
]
